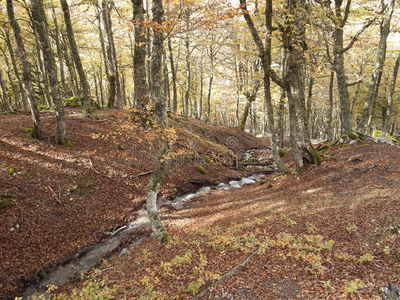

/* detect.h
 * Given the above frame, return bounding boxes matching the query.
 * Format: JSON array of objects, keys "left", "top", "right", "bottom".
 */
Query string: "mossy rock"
[
  {"left": 196, "top": 165, "right": 207, "bottom": 175},
  {"left": 373, "top": 130, "right": 398, "bottom": 142},
  {"left": 0, "top": 199, "right": 9, "bottom": 209},
  {"left": 63, "top": 96, "right": 82, "bottom": 107},
  {"left": 348, "top": 132, "right": 358, "bottom": 140},
  {"left": 241, "top": 157, "right": 257, "bottom": 164}
]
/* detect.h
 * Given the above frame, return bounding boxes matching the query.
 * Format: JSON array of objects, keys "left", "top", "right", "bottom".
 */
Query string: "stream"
[{"left": 23, "top": 151, "right": 268, "bottom": 299}]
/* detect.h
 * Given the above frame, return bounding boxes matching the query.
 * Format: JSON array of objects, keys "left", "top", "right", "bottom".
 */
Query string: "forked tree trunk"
[
  {"left": 356, "top": 0, "right": 395, "bottom": 133},
  {"left": 30, "top": 0, "right": 66, "bottom": 144},
  {"left": 6, "top": 0, "right": 42, "bottom": 139},
  {"left": 147, "top": 0, "right": 172, "bottom": 244},
  {"left": 60, "top": 0, "right": 92, "bottom": 114}
]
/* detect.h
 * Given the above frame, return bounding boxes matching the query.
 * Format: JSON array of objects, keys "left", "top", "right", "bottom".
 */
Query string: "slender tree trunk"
[
  {"left": 30, "top": 0, "right": 66, "bottom": 144},
  {"left": 35, "top": 39, "right": 52, "bottom": 107},
  {"left": 6, "top": 0, "right": 42, "bottom": 138},
  {"left": 382, "top": 52, "right": 400, "bottom": 137},
  {"left": 327, "top": 71, "right": 334, "bottom": 140},
  {"left": 239, "top": 81, "right": 260, "bottom": 131},
  {"left": 51, "top": 0, "right": 67, "bottom": 98},
  {"left": 147, "top": 0, "right": 172, "bottom": 244},
  {"left": 184, "top": 13, "right": 191, "bottom": 117},
  {"left": 132, "top": 0, "right": 149, "bottom": 110},
  {"left": 0, "top": 69, "right": 13, "bottom": 112},
  {"left": 356, "top": 0, "right": 395, "bottom": 133},
  {"left": 60, "top": 0, "right": 92, "bottom": 113},
  {"left": 4, "top": 30, "right": 28, "bottom": 111},
  {"left": 168, "top": 37, "right": 178, "bottom": 114}
]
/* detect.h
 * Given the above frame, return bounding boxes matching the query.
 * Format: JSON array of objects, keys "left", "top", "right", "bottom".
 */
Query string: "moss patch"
[
  {"left": 196, "top": 165, "right": 207, "bottom": 175},
  {"left": 0, "top": 199, "right": 9, "bottom": 209}
]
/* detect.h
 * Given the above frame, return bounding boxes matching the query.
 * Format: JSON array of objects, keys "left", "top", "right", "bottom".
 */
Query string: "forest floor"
[{"left": 1, "top": 109, "right": 400, "bottom": 299}]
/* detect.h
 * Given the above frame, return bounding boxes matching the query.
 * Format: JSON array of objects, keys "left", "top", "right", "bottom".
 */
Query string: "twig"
[
  {"left": 49, "top": 186, "right": 62, "bottom": 205},
  {"left": 133, "top": 170, "right": 154, "bottom": 178},
  {"left": 193, "top": 249, "right": 260, "bottom": 300}
]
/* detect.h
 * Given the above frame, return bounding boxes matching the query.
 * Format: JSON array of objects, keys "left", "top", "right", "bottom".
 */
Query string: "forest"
[{"left": 1, "top": 0, "right": 400, "bottom": 299}]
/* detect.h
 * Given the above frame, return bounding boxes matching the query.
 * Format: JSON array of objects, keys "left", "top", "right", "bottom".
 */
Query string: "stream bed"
[{"left": 22, "top": 172, "right": 266, "bottom": 299}]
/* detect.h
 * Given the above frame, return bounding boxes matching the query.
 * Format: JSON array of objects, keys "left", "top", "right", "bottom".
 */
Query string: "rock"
[
  {"left": 374, "top": 137, "right": 394, "bottom": 145},
  {"left": 119, "top": 248, "right": 127, "bottom": 256},
  {"left": 382, "top": 283, "right": 400, "bottom": 300},
  {"left": 349, "top": 140, "right": 357, "bottom": 145},
  {"left": 196, "top": 187, "right": 210, "bottom": 194},
  {"left": 229, "top": 181, "right": 242, "bottom": 189},
  {"left": 0, "top": 199, "right": 9, "bottom": 209},
  {"left": 241, "top": 178, "right": 256, "bottom": 185}
]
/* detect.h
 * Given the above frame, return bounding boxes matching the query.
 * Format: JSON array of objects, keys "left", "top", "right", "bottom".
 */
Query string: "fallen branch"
[
  {"left": 133, "top": 170, "right": 154, "bottom": 178},
  {"left": 49, "top": 186, "right": 62, "bottom": 205},
  {"left": 194, "top": 248, "right": 260, "bottom": 300}
]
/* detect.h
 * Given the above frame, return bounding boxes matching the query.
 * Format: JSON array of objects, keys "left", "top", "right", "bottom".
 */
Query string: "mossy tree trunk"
[
  {"left": 146, "top": 0, "right": 172, "bottom": 244},
  {"left": 30, "top": 0, "right": 66, "bottom": 144},
  {"left": 60, "top": 0, "right": 92, "bottom": 114},
  {"left": 7, "top": 0, "right": 42, "bottom": 139}
]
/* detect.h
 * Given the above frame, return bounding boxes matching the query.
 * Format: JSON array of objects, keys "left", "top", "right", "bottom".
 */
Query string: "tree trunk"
[
  {"left": 60, "top": 0, "right": 92, "bottom": 114},
  {"left": 327, "top": 71, "right": 334, "bottom": 141},
  {"left": 184, "top": 13, "right": 191, "bottom": 117},
  {"left": 132, "top": 0, "right": 149, "bottom": 110},
  {"left": 168, "top": 37, "right": 178, "bottom": 114},
  {"left": 51, "top": 0, "right": 67, "bottom": 98},
  {"left": 356, "top": 0, "right": 395, "bottom": 134},
  {"left": 0, "top": 69, "right": 13, "bottom": 112},
  {"left": 6, "top": 0, "right": 42, "bottom": 138},
  {"left": 4, "top": 30, "right": 28, "bottom": 111},
  {"left": 382, "top": 52, "right": 400, "bottom": 137},
  {"left": 239, "top": 81, "right": 260, "bottom": 131},
  {"left": 147, "top": 0, "right": 172, "bottom": 244},
  {"left": 30, "top": 0, "right": 66, "bottom": 144}
]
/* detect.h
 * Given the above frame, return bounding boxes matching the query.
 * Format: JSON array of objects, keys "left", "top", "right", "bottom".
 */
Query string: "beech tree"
[
  {"left": 60, "top": 0, "right": 92, "bottom": 114},
  {"left": 146, "top": 0, "right": 173, "bottom": 244},
  {"left": 6, "top": 0, "right": 42, "bottom": 139},
  {"left": 30, "top": 0, "right": 66, "bottom": 144}
]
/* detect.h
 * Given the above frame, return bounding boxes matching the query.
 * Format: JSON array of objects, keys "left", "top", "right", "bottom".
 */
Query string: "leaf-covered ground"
[
  {"left": 0, "top": 109, "right": 260, "bottom": 300},
  {"left": 1, "top": 109, "right": 400, "bottom": 299}
]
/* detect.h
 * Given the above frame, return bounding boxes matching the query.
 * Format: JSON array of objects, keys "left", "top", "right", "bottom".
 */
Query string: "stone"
[{"left": 241, "top": 178, "right": 256, "bottom": 185}]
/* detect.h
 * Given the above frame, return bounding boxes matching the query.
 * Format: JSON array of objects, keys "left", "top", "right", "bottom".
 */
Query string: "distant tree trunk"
[
  {"left": 35, "top": 38, "right": 52, "bottom": 107},
  {"left": 132, "top": 0, "right": 149, "bottom": 110},
  {"left": 102, "top": 0, "right": 121, "bottom": 108},
  {"left": 147, "top": 0, "right": 172, "bottom": 244},
  {"left": 163, "top": 49, "right": 170, "bottom": 110},
  {"left": 96, "top": 9, "right": 110, "bottom": 100},
  {"left": 6, "top": 0, "right": 42, "bottom": 138},
  {"left": 4, "top": 30, "right": 28, "bottom": 111},
  {"left": 184, "top": 13, "right": 191, "bottom": 117},
  {"left": 327, "top": 71, "right": 334, "bottom": 141},
  {"left": 382, "top": 52, "right": 400, "bottom": 137},
  {"left": 168, "top": 36, "right": 178, "bottom": 113},
  {"left": 51, "top": 0, "right": 67, "bottom": 98},
  {"left": 0, "top": 69, "right": 13, "bottom": 112},
  {"left": 356, "top": 0, "right": 395, "bottom": 134},
  {"left": 30, "top": 0, "right": 66, "bottom": 144},
  {"left": 60, "top": 0, "right": 92, "bottom": 114}
]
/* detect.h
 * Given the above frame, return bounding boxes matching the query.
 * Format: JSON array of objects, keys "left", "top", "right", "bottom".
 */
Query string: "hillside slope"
[
  {"left": 49, "top": 138, "right": 400, "bottom": 299},
  {"left": 0, "top": 109, "right": 263, "bottom": 299}
]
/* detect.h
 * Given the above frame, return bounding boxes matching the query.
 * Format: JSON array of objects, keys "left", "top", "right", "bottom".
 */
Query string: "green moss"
[
  {"left": 20, "top": 127, "right": 33, "bottom": 134},
  {"left": 205, "top": 155, "right": 211, "bottom": 163},
  {"left": 63, "top": 96, "right": 82, "bottom": 107},
  {"left": 93, "top": 115, "right": 99, "bottom": 120},
  {"left": 241, "top": 157, "right": 257, "bottom": 164},
  {"left": 317, "top": 145, "right": 329, "bottom": 151},
  {"left": 373, "top": 130, "right": 398, "bottom": 142},
  {"left": 279, "top": 149, "right": 288, "bottom": 157},
  {"left": 118, "top": 144, "right": 124, "bottom": 150},
  {"left": 65, "top": 140, "right": 73, "bottom": 148},
  {"left": 24, "top": 172, "right": 30, "bottom": 178},
  {"left": 196, "top": 165, "right": 207, "bottom": 175},
  {"left": 0, "top": 199, "right": 9, "bottom": 209},
  {"left": 9, "top": 168, "right": 14, "bottom": 175},
  {"left": 159, "top": 232, "right": 174, "bottom": 245},
  {"left": 187, "top": 157, "right": 192, "bottom": 164},
  {"left": 2, "top": 163, "right": 8, "bottom": 167},
  {"left": 341, "top": 143, "right": 349, "bottom": 148},
  {"left": 396, "top": 249, "right": 400, "bottom": 261},
  {"left": 259, "top": 179, "right": 266, "bottom": 185},
  {"left": 341, "top": 135, "right": 348, "bottom": 140},
  {"left": 348, "top": 132, "right": 357, "bottom": 140}
]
